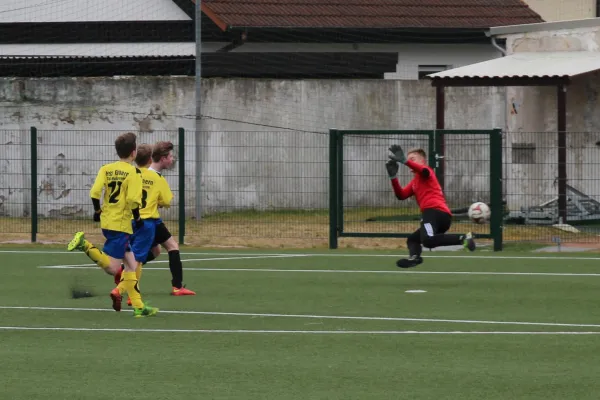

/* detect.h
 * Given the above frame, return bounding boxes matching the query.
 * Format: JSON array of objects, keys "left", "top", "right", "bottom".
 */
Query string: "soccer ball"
[{"left": 468, "top": 202, "right": 491, "bottom": 224}]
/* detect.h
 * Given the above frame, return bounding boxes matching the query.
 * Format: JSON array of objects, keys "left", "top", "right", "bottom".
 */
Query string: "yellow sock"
[
  {"left": 118, "top": 271, "right": 143, "bottom": 309},
  {"left": 83, "top": 240, "right": 110, "bottom": 270},
  {"left": 135, "top": 262, "right": 142, "bottom": 281}
]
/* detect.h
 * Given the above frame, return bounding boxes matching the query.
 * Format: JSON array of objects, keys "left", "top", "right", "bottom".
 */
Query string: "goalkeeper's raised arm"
[{"left": 385, "top": 160, "right": 414, "bottom": 200}]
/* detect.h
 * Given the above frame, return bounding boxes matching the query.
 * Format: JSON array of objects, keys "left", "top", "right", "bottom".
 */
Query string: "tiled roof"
[{"left": 201, "top": 0, "right": 544, "bottom": 29}]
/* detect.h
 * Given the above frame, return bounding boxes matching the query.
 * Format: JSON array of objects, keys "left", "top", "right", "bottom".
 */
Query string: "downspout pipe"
[{"left": 491, "top": 36, "right": 507, "bottom": 56}]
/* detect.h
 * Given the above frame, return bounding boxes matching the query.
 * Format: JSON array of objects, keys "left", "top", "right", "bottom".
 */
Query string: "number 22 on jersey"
[{"left": 108, "top": 181, "right": 122, "bottom": 203}]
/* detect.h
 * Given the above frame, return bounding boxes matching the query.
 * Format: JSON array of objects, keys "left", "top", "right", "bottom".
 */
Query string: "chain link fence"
[{"left": 1, "top": 129, "right": 599, "bottom": 248}]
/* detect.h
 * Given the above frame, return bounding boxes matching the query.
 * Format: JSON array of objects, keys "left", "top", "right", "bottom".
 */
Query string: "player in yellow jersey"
[
  {"left": 119, "top": 143, "right": 173, "bottom": 306},
  {"left": 67, "top": 132, "right": 157, "bottom": 317},
  {"left": 120, "top": 141, "right": 195, "bottom": 304},
  {"left": 145, "top": 141, "right": 195, "bottom": 296}
]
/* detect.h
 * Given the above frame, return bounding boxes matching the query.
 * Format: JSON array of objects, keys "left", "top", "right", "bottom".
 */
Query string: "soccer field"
[{"left": 2, "top": 248, "right": 600, "bottom": 400}]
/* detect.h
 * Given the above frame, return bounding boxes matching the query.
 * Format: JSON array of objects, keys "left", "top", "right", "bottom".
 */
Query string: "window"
[
  {"left": 512, "top": 143, "right": 536, "bottom": 164},
  {"left": 418, "top": 65, "right": 449, "bottom": 79}
]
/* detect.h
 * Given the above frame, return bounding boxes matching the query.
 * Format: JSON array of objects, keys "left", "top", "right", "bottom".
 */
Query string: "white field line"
[
  {"left": 38, "top": 254, "right": 308, "bottom": 268},
  {"left": 0, "top": 251, "right": 306, "bottom": 256},
  {"left": 37, "top": 265, "right": 600, "bottom": 277},
  {"left": 5, "top": 249, "right": 600, "bottom": 261},
  {"left": 2, "top": 306, "right": 600, "bottom": 329},
  {"left": 0, "top": 326, "right": 598, "bottom": 335}
]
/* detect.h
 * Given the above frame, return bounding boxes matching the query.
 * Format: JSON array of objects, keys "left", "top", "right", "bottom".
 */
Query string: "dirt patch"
[{"left": 0, "top": 216, "right": 598, "bottom": 250}]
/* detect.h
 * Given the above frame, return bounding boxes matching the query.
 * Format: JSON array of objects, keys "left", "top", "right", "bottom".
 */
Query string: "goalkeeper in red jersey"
[{"left": 386, "top": 145, "right": 475, "bottom": 268}]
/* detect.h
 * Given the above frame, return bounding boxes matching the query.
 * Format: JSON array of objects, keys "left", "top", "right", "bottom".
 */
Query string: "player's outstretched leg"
[
  {"left": 397, "top": 229, "right": 424, "bottom": 269},
  {"left": 109, "top": 286, "right": 123, "bottom": 312},
  {"left": 462, "top": 232, "right": 476, "bottom": 252},
  {"left": 422, "top": 232, "right": 476, "bottom": 252},
  {"left": 124, "top": 247, "right": 159, "bottom": 307},
  {"left": 67, "top": 231, "right": 85, "bottom": 251},
  {"left": 396, "top": 255, "right": 423, "bottom": 269},
  {"left": 133, "top": 302, "right": 159, "bottom": 318},
  {"left": 68, "top": 231, "right": 120, "bottom": 283},
  {"left": 117, "top": 252, "right": 158, "bottom": 317},
  {"left": 162, "top": 237, "right": 196, "bottom": 296}
]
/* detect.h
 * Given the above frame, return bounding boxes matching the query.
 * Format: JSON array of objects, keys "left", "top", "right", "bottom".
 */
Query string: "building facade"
[
  {"left": 523, "top": 0, "right": 596, "bottom": 22},
  {"left": 0, "top": 0, "right": 543, "bottom": 79}
]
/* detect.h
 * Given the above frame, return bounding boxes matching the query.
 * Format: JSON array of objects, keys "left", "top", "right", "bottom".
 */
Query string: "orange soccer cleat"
[
  {"left": 171, "top": 286, "right": 196, "bottom": 296},
  {"left": 110, "top": 287, "right": 122, "bottom": 312}
]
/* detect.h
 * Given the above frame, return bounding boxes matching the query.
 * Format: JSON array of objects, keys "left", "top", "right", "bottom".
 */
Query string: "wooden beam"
[{"left": 192, "top": 0, "right": 229, "bottom": 31}]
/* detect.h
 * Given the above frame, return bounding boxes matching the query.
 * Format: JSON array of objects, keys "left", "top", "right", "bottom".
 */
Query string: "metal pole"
[
  {"left": 194, "top": 0, "right": 203, "bottom": 220},
  {"left": 178, "top": 128, "right": 186, "bottom": 245},
  {"left": 30, "top": 126, "right": 37, "bottom": 243},
  {"left": 328, "top": 129, "right": 338, "bottom": 249},
  {"left": 490, "top": 129, "right": 503, "bottom": 251},
  {"left": 557, "top": 84, "right": 567, "bottom": 223},
  {"left": 435, "top": 85, "right": 445, "bottom": 190}
]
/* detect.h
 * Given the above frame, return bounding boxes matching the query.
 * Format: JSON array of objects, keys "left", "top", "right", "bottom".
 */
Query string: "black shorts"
[
  {"left": 152, "top": 222, "right": 172, "bottom": 247},
  {"left": 420, "top": 208, "right": 452, "bottom": 239}
]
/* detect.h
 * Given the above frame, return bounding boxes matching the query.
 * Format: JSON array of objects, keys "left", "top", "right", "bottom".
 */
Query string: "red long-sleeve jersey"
[{"left": 390, "top": 159, "right": 451, "bottom": 215}]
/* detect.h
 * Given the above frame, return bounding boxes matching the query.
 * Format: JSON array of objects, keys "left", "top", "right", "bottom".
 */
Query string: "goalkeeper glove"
[
  {"left": 388, "top": 144, "right": 407, "bottom": 164},
  {"left": 93, "top": 210, "right": 101, "bottom": 222},
  {"left": 385, "top": 160, "right": 399, "bottom": 179}
]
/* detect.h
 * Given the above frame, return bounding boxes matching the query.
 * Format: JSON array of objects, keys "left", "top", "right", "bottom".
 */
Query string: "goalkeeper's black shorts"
[{"left": 420, "top": 208, "right": 452, "bottom": 237}]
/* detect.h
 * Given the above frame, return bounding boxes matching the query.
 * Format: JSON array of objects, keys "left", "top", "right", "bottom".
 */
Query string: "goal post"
[{"left": 329, "top": 129, "right": 503, "bottom": 251}]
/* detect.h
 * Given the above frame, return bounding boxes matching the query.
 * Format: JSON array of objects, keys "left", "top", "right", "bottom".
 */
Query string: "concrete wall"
[
  {"left": 5, "top": 73, "right": 599, "bottom": 220},
  {"left": 0, "top": 77, "right": 503, "bottom": 218},
  {"left": 522, "top": 0, "right": 595, "bottom": 22},
  {"left": 504, "top": 26, "right": 600, "bottom": 54}
]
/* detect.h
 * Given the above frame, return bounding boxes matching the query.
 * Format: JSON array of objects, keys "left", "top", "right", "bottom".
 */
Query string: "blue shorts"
[
  {"left": 151, "top": 218, "right": 172, "bottom": 247},
  {"left": 102, "top": 229, "right": 130, "bottom": 260},
  {"left": 127, "top": 220, "right": 156, "bottom": 263}
]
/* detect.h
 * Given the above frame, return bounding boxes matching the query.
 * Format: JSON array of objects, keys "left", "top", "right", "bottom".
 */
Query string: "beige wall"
[{"left": 524, "top": 0, "right": 595, "bottom": 22}]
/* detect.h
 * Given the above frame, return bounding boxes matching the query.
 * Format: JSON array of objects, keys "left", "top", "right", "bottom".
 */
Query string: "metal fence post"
[
  {"left": 329, "top": 129, "right": 339, "bottom": 249},
  {"left": 178, "top": 127, "right": 185, "bottom": 245},
  {"left": 336, "top": 133, "right": 344, "bottom": 234},
  {"left": 434, "top": 129, "right": 445, "bottom": 185},
  {"left": 30, "top": 126, "right": 38, "bottom": 243},
  {"left": 427, "top": 130, "right": 435, "bottom": 169},
  {"left": 490, "top": 128, "right": 503, "bottom": 251}
]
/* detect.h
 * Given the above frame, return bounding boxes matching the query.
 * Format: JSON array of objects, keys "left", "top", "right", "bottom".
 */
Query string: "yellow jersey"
[
  {"left": 90, "top": 160, "right": 143, "bottom": 234},
  {"left": 140, "top": 167, "right": 173, "bottom": 219}
]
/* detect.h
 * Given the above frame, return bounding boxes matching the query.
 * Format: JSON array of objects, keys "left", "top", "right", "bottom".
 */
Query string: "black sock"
[
  {"left": 407, "top": 241, "right": 422, "bottom": 258},
  {"left": 143, "top": 251, "right": 156, "bottom": 266},
  {"left": 168, "top": 250, "right": 183, "bottom": 289}
]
